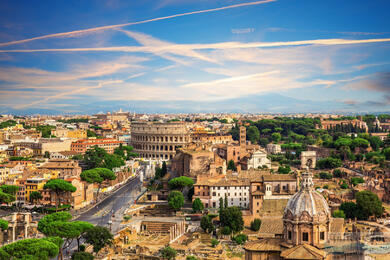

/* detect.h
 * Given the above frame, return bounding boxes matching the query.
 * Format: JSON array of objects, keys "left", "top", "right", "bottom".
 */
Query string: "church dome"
[{"left": 284, "top": 171, "right": 330, "bottom": 221}]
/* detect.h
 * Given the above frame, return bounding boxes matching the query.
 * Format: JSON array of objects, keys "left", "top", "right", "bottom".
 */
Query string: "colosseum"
[{"left": 130, "top": 122, "right": 191, "bottom": 160}]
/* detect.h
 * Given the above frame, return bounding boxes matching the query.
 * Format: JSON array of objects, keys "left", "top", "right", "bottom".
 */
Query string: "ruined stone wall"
[{"left": 131, "top": 122, "right": 191, "bottom": 160}]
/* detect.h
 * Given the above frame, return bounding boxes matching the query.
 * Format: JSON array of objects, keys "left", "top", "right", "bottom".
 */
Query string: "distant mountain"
[{"left": 1, "top": 93, "right": 388, "bottom": 115}]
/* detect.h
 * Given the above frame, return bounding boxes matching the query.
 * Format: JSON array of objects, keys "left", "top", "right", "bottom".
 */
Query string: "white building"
[
  {"left": 247, "top": 150, "right": 271, "bottom": 169},
  {"left": 266, "top": 143, "right": 281, "bottom": 154},
  {"left": 194, "top": 176, "right": 250, "bottom": 209}
]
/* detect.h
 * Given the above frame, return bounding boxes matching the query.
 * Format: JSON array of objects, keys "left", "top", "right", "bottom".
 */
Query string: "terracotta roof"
[
  {"left": 280, "top": 244, "right": 326, "bottom": 259},
  {"left": 244, "top": 238, "right": 283, "bottom": 252},
  {"left": 195, "top": 177, "right": 249, "bottom": 187},
  {"left": 59, "top": 151, "right": 79, "bottom": 156},
  {"left": 258, "top": 218, "right": 284, "bottom": 237},
  {"left": 262, "top": 174, "right": 296, "bottom": 182},
  {"left": 251, "top": 190, "right": 264, "bottom": 195}
]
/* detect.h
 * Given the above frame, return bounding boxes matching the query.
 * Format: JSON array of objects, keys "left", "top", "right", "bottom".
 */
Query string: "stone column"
[{"left": 12, "top": 225, "right": 15, "bottom": 242}]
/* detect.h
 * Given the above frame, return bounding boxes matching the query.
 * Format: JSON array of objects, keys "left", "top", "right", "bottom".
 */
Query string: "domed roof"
[{"left": 284, "top": 171, "right": 330, "bottom": 220}]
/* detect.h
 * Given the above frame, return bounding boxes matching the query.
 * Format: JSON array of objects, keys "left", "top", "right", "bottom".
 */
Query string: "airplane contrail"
[
  {"left": 0, "top": 0, "right": 276, "bottom": 47},
  {"left": 1, "top": 38, "right": 389, "bottom": 53}
]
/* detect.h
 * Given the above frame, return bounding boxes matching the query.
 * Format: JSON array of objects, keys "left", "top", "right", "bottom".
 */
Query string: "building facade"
[{"left": 70, "top": 138, "right": 123, "bottom": 154}]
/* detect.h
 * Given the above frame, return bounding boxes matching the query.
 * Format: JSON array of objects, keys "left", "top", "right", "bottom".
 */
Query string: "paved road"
[
  {"left": 76, "top": 175, "right": 143, "bottom": 231},
  {"left": 62, "top": 175, "right": 144, "bottom": 258}
]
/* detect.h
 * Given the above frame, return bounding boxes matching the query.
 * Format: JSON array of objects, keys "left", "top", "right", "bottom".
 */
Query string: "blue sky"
[{"left": 0, "top": 0, "right": 389, "bottom": 114}]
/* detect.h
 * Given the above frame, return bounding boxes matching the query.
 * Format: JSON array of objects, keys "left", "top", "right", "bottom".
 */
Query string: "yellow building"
[
  {"left": 51, "top": 129, "right": 87, "bottom": 139},
  {"left": 0, "top": 165, "right": 10, "bottom": 184},
  {"left": 25, "top": 177, "right": 46, "bottom": 202}
]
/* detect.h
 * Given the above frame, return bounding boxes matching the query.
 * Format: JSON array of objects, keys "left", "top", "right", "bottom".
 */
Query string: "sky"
[{"left": 0, "top": 0, "right": 390, "bottom": 115}]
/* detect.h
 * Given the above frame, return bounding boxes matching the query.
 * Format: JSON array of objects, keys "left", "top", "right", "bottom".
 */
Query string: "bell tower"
[{"left": 239, "top": 126, "right": 246, "bottom": 147}]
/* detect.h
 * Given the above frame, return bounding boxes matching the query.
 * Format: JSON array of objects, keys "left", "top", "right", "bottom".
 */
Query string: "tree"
[
  {"left": 0, "top": 219, "right": 8, "bottom": 231},
  {"left": 161, "top": 246, "right": 177, "bottom": 259},
  {"left": 114, "top": 144, "right": 138, "bottom": 160},
  {"left": 72, "top": 251, "right": 94, "bottom": 260},
  {"left": 219, "top": 197, "right": 224, "bottom": 216},
  {"left": 356, "top": 190, "right": 383, "bottom": 219},
  {"left": 250, "top": 219, "right": 261, "bottom": 231},
  {"left": 167, "top": 191, "right": 184, "bottom": 211},
  {"left": 340, "top": 202, "right": 359, "bottom": 219},
  {"left": 0, "top": 185, "right": 18, "bottom": 205},
  {"left": 192, "top": 198, "right": 204, "bottom": 213},
  {"left": 271, "top": 132, "right": 281, "bottom": 143},
  {"left": 278, "top": 165, "right": 291, "bottom": 174},
  {"left": 384, "top": 147, "right": 390, "bottom": 160},
  {"left": 351, "top": 177, "right": 364, "bottom": 186},
  {"left": 333, "top": 169, "right": 344, "bottom": 178},
  {"left": 83, "top": 146, "right": 106, "bottom": 169},
  {"left": 200, "top": 216, "right": 214, "bottom": 233},
  {"left": 0, "top": 237, "right": 62, "bottom": 260},
  {"left": 247, "top": 126, "right": 260, "bottom": 144},
  {"left": 168, "top": 176, "right": 194, "bottom": 191},
  {"left": 186, "top": 256, "right": 198, "bottom": 260},
  {"left": 227, "top": 160, "right": 237, "bottom": 171},
  {"left": 319, "top": 172, "right": 333, "bottom": 180},
  {"left": 220, "top": 207, "right": 244, "bottom": 234},
  {"left": 30, "top": 191, "right": 43, "bottom": 204},
  {"left": 86, "top": 129, "right": 97, "bottom": 138},
  {"left": 332, "top": 210, "right": 346, "bottom": 218},
  {"left": 81, "top": 168, "right": 116, "bottom": 201},
  {"left": 44, "top": 179, "right": 76, "bottom": 211},
  {"left": 0, "top": 185, "right": 19, "bottom": 196},
  {"left": 0, "top": 189, "right": 14, "bottom": 204},
  {"left": 232, "top": 234, "right": 248, "bottom": 245},
  {"left": 369, "top": 136, "right": 382, "bottom": 151},
  {"left": 334, "top": 138, "right": 352, "bottom": 148},
  {"left": 352, "top": 138, "right": 370, "bottom": 149},
  {"left": 44, "top": 151, "right": 50, "bottom": 158},
  {"left": 83, "top": 226, "right": 113, "bottom": 254},
  {"left": 83, "top": 146, "right": 124, "bottom": 170},
  {"left": 73, "top": 221, "right": 94, "bottom": 252},
  {"left": 317, "top": 157, "right": 342, "bottom": 169},
  {"left": 161, "top": 161, "right": 168, "bottom": 176},
  {"left": 38, "top": 212, "right": 93, "bottom": 258},
  {"left": 340, "top": 180, "right": 348, "bottom": 189}
]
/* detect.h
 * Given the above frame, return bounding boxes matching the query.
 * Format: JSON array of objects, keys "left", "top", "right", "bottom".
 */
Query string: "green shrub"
[
  {"left": 340, "top": 180, "right": 348, "bottom": 189},
  {"left": 221, "top": 226, "right": 231, "bottom": 235},
  {"left": 161, "top": 246, "right": 177, "bottom": 259},
  {"left": 250, "top": 219, "right": 261, "bottom": 231},
  {"left": 332, "top": 210, "right": 346, "bottom": 218},
  {"left": 319, "top": 172, "right": 333, "bottom": 180},
  {"left": 232, "top": 234, "right": 248, "bottom": 245},
  {"left": 351, "top": 177, "right": 364, "bottom": 186},
  {"left": 211, "top": 239, "right": 219, "bottom": 248}
]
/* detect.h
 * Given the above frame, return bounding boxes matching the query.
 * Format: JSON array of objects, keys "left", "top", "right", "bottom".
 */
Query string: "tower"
[{"left": 239, "top": 126, "right": 246, "bottom": 147}]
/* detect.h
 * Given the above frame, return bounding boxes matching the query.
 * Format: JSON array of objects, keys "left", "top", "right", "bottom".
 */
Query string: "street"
[
  {"left": 63, "top": 175, "right": 144, "bottom": 257},
  {"left": 76, "top": 175, "right": 143, "bottom": 231}
]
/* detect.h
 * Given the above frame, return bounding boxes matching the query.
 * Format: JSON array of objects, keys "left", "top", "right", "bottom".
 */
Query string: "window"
[
  {"left": 288, "top": 231, "right": 292, "bottom": 240},
  {"left": 320, "top": 232, "right": 325, "bottom": 240},
  {"left": 302, "top": 232, "right": 309, "bottom": 242}
]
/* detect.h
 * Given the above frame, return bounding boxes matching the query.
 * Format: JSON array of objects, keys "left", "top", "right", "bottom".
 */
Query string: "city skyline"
[{"left": 0, "top": 0, "right": 390, "bottom": 114}]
